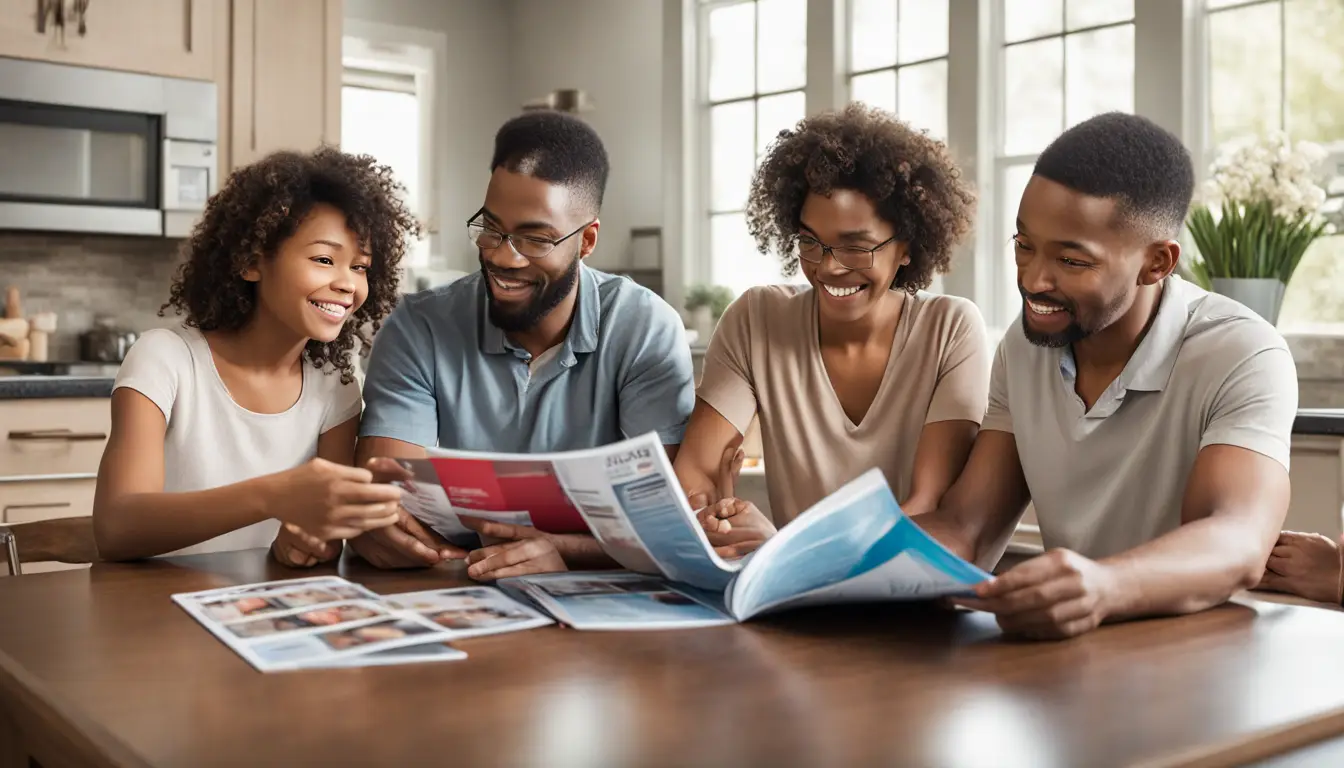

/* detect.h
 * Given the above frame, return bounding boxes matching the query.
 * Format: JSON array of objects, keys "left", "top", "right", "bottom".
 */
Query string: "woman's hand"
[
  {"left": 699, "top": 497, "right": 776, "bottom": 558},
  {"left": 270, "top": 523, "right": 340, "bottom": 567},
  {"left": 266, "top": 458, "right": 402, "bottom": 540}
]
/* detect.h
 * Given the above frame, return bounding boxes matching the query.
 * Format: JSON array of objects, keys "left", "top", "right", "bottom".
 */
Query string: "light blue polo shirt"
[{"left": 359, "top": 265, "right": 695, "bottom": 453}]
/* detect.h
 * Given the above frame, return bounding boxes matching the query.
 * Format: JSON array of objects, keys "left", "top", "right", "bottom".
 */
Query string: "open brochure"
[
  {"left": 395, "top": 432, "right": 990, "bottom": 630},
  {"left": 172, "top": 576, "right": 552, "bottom": 672}
]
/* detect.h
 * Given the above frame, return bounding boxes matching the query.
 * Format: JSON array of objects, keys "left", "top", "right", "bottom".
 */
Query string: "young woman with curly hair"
[
  {"left": 674, "top": 103, "right": 988, "bottom": 555},
  {"left": 94, "top": 146, "right": 422, "bottom": 565}
]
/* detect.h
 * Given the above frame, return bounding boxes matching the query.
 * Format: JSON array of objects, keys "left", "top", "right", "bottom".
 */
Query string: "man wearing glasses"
[{"left": 348, "top": 111, "right": 695, "bottom": 572}]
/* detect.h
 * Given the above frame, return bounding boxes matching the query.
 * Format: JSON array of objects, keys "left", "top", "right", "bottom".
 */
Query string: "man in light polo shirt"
[
  {"left": 915, "top": 112, "right": 1298, "bottom": 640},
  {"left": 346, "top": 111, "right": 695, "bottom": 571}
]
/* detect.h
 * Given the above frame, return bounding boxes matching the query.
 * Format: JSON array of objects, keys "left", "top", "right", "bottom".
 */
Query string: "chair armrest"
[{"left": 0, "top": 525, "right": 19, "bottom": 576}]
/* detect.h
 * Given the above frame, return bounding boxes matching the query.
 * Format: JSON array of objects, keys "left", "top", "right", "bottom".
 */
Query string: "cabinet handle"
[
  {"left": 3, "top": 502, "right": 71, "bottom": 513},
  {"left": 8, "top": 429, "right": 107, "bottom": 442},
  {"left": 73, "top": 0, "right": 88, "bottom": 36}
]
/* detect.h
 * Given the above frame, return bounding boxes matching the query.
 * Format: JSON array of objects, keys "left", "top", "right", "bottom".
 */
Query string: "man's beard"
[
  {"left": 482, "top": 254, "right": 580, "bottom": 333},
  {"left": 1019, "top": 287, "right": 1127, "bottom": 348}
]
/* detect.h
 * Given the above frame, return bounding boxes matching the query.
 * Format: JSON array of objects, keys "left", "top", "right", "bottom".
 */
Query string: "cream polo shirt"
[
  {"left": 983, "top": 275, "right": 1298, "bottom": 559},
  {"left": 697, "top": 285, "right": 992, "bottom": 524}
]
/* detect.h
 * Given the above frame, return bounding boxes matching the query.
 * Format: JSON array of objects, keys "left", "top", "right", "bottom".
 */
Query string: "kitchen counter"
[
  {"left": 1294, "top": 409, "right": 1344, "bottom": 436},
  {"left": 0, "top": 375, "right": 115, "bottom": 399}
]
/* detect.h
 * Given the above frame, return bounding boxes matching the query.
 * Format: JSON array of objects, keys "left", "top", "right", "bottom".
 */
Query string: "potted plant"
[
  {"left": 684, "top": 284, "right": 735, "bottom": 338},
  {"left": 1184, "top": 131, "right": 1333, "bottom": 324}
]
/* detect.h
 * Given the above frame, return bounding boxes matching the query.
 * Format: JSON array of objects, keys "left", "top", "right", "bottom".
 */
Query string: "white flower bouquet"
[{"left": 1186, "top": 131, "right": 1332, "bottom": 285}]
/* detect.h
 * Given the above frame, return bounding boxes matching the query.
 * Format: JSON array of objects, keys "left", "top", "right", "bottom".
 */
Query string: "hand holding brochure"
[
  {"left": 394, "top": 432, "right": 990, "bottom": 631},
  {"left": 172, "top": 576, "right": 552, "bottom": 671}
]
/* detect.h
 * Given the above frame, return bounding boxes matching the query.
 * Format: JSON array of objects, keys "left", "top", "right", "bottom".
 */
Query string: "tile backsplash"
[{"left": 0, "top": 234, "right": 183, "bottom": 361}]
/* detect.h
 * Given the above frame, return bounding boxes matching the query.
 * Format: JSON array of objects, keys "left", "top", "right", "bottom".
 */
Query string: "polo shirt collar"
[
  {"left": 478, "top": 264, "right": 601, "bottom": 356},
  {"left": 1055, "top": 275, "right": 1188, "bottom": 395},
  {"left": 1119, "top": 276, "right": 1189, "bottom": 393}
]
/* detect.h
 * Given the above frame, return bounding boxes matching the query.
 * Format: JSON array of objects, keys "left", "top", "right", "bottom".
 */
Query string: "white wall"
[
  {"left": 344, "top": 0, "right": 516, "bottom": 277},
  {"left": 506, "top": 0, "right": 665, "bottom": 273}
]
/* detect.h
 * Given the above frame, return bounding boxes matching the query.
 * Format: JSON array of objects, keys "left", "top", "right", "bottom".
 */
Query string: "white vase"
[
  {"left": 690, "top": 306, "right": 715, "bottom": 339},
  {"left": 1210, "top": 277, "right": 1286, "bottom": 325}
]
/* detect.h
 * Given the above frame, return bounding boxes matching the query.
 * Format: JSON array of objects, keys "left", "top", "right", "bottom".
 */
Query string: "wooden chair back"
[{"left": 0, "top": 516, "right": 98, "bottom": 575}]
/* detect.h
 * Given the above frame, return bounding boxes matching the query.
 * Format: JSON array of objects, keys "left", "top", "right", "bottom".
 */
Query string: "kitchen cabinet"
[
  {"left": 1287, "top": 435, "right": 1344, "bottom": 540},
  {"left": 225, "top": 0, "right": 342, "bottom": 171},
  {"left": 0, "top": 0, "right": 218, "bottom": 81},
  {"left": 0, "top": 397, "right": 107, "bottom": 572},
  {"left": 0, "top": 398, "right": 109, "bottom": 481}
]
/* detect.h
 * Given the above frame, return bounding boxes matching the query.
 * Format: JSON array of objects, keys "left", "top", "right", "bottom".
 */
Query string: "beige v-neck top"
[{"left": 697, "top": 285, "right": 991, "bottom": 524}]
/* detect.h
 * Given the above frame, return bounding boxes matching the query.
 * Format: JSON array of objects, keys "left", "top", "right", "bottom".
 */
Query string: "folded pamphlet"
[
  {"left": 172, "top": 576, "right": 552, "bottom": 671},
  {"left": 396, "top": 433, "right": 991, "bottom": 630}
]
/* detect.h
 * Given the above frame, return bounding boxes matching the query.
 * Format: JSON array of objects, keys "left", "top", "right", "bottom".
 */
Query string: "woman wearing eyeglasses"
[{"left": 674, "top": 102, "right": 988, "bottom": 556}]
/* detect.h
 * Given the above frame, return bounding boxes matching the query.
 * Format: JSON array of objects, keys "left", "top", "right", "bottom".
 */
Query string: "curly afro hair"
[
  {"left": 160, "top": 146, "right": 421, "bottom": 384},
  {"left": 745, "top": 102, "right": 977, "bottom": 291}
]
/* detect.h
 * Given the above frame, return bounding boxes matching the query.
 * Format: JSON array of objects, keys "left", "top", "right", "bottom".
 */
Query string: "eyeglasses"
[
  {"left": 467, "top": 209, "right": 594, "bottom": 261},
  {"left": 796, "top": 234, "right": 896, "bottom": 271}
]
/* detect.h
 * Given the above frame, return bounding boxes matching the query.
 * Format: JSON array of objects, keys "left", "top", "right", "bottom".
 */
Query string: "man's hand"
[
  {"left": 270, "top": 523, "right": 340, "bottom": 567},
  {"left": 346, "top": 457, "right": 468, "bottom": 569},
  {"left": 459, "top": 516, "right": 603, "bottom": 561},
  {"left": 1258, "top": 531, "right": 1342, "bottom": 605},
  {"left": 459, "top": 516, "right": 595, "bottom": 581},
  {"left": 467, "top": 538, "right": 567, "bottom": 581},
  {"left": 951, "top": 548, "right": 1120, "bottom": 640},
  {"left": 348, "top": 507, "right": 467, "bottom": 569}
]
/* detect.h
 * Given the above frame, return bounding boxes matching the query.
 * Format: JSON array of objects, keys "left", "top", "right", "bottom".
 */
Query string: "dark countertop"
[
  {"left": 1295, "top": 408, "right": 1344, "bottom": 436},
  {"left": 0, "top": 376, "right": 1341, "bottom": 438},
  {"left": 0, "top": 376, "right": 114, "bottom": 400}
]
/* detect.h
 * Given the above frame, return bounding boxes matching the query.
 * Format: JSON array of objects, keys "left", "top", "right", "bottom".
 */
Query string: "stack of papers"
[{"left": 172, "top": 576, "right": 552, "bottom": 672}]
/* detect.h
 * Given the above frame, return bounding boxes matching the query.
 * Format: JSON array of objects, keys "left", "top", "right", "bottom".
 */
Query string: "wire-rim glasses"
[
  {"left": 796, "top": 233, "right": 896, "bottom": 271},
  {"left": 467, "top": 209, "right": 593, "bottom": 261}
]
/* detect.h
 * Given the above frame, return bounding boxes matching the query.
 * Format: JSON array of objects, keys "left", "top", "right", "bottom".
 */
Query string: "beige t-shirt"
[{"left": 697, "top": 285, "right": 991, "bottom": 524}]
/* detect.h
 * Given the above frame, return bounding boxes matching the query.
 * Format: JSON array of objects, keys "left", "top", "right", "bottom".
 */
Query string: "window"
[
  {"left": 701, "top": 0, "right": 809, "bottom": 298},
  {"left": 341, "top": 29, "right": 437, "bottom": 271},
  {"left": 847, "top": 0, "right": 950, "bottom": 141},
  {"left": 990, "top": 0, "right": 1135, "bottom": 330},
  {"left": 1204, "top": 0, "right": 1344, "bottom": 329}
]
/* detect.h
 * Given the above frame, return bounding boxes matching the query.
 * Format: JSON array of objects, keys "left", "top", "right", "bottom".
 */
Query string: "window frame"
[
  {"left": 696, "top": 0, "right": 809, "bottom": 297},
  {"left": 844, "top": 0, "right": 951, "bottom": 142},
  {"left": 988, "top": 4, "right": 1137, "bottom": 332},
  {"left": 341, "top": 21, "right": 442, "bottom": 244},
  {"left": 674, "top": 0, "right": 1344, "bottom": 337},
  {"left": 1197, "top": 0, "right": 1344, "bottom": 332}
]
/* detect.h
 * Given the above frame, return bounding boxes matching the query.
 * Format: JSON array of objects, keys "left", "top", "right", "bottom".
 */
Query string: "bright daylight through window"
[
  {"left": 703, "top": 0, "right": 810, "bottom": 299},
  {"left": 1206, "top": 0, "right": 1344, "bottom": 329},
  {"left": 847, "top": 0, "right": 949, "bottom": 143},
  {"left": 993, "top": 0, "right": 1134, "bottom": 331},
  {"left": 341, "top": 63, "right": 430, "bottom": 269}
]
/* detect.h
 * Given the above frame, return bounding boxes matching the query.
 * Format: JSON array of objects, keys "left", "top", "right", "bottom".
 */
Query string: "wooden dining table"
[{"left": 2, "top": 550, "right": 1344, "bottom": 768}]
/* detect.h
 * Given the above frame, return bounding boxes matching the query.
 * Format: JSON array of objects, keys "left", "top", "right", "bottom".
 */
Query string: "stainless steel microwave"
[{"left": 0, "top": 56, "right": 217, "bottom": 238}]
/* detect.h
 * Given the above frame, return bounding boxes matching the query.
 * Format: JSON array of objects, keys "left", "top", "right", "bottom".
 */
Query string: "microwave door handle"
[{"left": 52, "top": 0, "right": 64, "bottom": 46}]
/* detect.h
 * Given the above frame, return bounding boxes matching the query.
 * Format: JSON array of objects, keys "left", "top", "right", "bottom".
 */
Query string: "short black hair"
[
  {"left": 1032, "top": 112, "right": 1195, "bottom": 238},
  {"left": 489, "top": 111, "right": 610, "bottom": 213}
]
